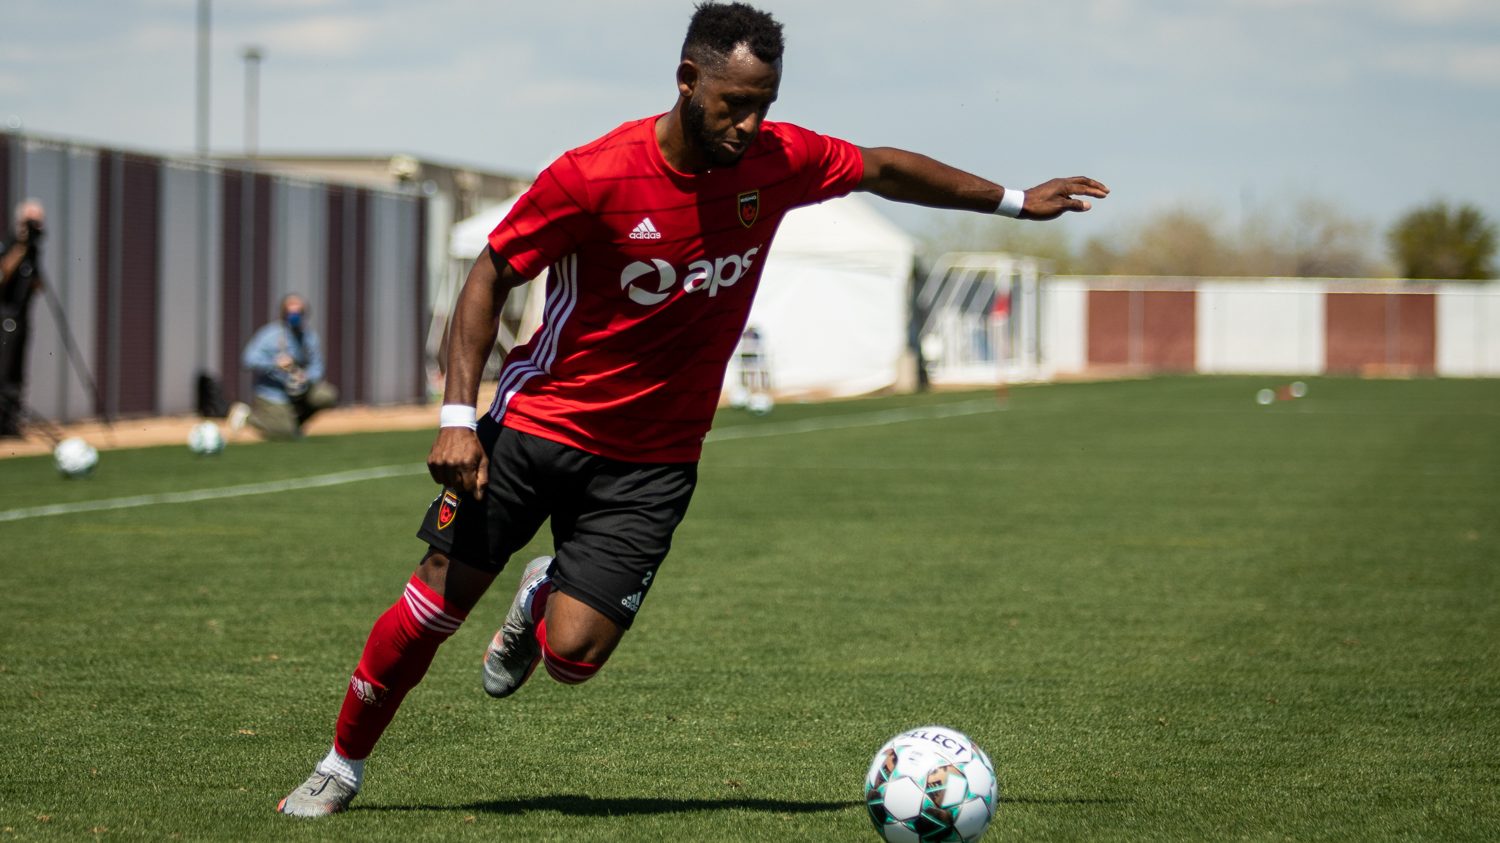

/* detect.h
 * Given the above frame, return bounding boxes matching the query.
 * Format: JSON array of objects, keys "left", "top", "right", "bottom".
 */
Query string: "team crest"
[
  {"left": 737, "top": 190, "right": 760, "bottom": 228},
  {"left": 436, "top": 489, "right": 460, "bottom": 530}
]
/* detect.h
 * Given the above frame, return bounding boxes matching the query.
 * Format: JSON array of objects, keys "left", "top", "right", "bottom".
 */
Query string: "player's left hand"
[{"left": 1021, "top": 177, "right": 1109, "bottom": 221}]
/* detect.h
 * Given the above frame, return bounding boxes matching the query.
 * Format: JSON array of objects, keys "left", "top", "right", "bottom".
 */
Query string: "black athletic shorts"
[{"left": 417, "top": 417, "right": 697, "bottom": 629}]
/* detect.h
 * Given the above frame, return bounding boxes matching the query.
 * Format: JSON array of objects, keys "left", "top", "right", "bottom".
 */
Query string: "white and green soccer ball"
[
  {"left": 53, "top": 437, "right": 99, "bottom": 478},
  {"left": 865, "top": 726, "right": 998, "bottom": 842},
  {"left": 187, "top": 421, "right": 225, "bottom": 455}
]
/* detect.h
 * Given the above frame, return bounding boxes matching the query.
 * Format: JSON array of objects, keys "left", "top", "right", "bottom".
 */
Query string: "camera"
[{"left": 23, "top": 219, "right": 43, "bottom": 244}]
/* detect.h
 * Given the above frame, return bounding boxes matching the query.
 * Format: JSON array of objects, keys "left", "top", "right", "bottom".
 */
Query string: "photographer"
[
  {"left": 0, "top": 200, "right": 45, "bottom": 438},
  {"left": 235, "top": 293, "right": 337, "bottom": 440}
]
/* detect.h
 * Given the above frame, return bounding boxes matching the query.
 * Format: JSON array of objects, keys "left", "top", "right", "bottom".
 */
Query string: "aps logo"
[{"left": 620, "top": 245, "right": 762, "bottom": 306}]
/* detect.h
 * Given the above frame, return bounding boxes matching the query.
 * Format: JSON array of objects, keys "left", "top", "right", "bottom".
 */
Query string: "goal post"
[{"left": 915, "top": 252, "right": 1048, "bottom": 387}]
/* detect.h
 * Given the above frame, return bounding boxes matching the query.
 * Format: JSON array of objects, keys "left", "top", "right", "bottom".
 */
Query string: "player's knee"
[
  {"left": 541, "top": 621, "right": 616, "bottom": 666},
  {"left": 537, "top": 618, "right": 615, "bottom": 684}
]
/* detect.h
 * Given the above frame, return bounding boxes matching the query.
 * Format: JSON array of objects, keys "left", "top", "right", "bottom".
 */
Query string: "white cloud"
[
  {"left": 239, "top": 14, "right": 384, "bottom": 59},
  {"left": 1449, "top": 45, "right": 1500, "bottom": 86},
  {"left": 1370, "top": 0, "right": 1500, "bottom": 25},
  {"left": 1383, "top": 43, "right": 1500, "bottom": 88},
  {"left": 126, "top": 21, "right": 192, "bottom": 52},
  {"left": 7, "top": 0, "right": 1499, "bottom": 238}
]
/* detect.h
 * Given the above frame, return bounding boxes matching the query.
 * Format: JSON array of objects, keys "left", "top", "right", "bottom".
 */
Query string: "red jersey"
[{"left": 485, "top": 115, "right": 864, "bottom": 462}]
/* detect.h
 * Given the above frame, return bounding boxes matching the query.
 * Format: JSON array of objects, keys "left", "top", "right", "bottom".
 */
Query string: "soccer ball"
[
  {"left": 865, "top": 726, "right": 998, "bottom": 842},
  {"left": 746, "top": 392, "right": 774, "bottom": 416},
  {"left": 54, "top": 437, "right": 99, "bottom": 478},
  {"left": 188, "top": 421, "right": 225, "bottom": 455}
]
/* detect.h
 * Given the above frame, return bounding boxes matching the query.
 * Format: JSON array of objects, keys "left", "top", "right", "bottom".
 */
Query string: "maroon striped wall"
[
  {"left": 323, "top": 186, "right": 348, "bottom": 397},
  {"left": 1142, "top": 291, "right": 1196, "bottom": 371},
  {"left": 413, "top": 198, "right": 428, "bottom": 399},
  {"left": 352, "top": 189, "right": 370, "bottom": 404},
  {"left": 1086, "top": 290, "right": 1197, "bottom": 371},
  {"left": 220, "top": 170, "right": 243, "bottom": 401},
  {"left": 1086, "top": 290, "right": 1131, "bottom": 366},
  {"left": 94, "top": 152, "right": 161, "bottom": 418},
  {"left": 8, "top": 133, "right": 435, "bottom": 421},
  {"left": 252, "top": 174, "right": 272, "bottom": 329},
  {"left": 322, "top": 187, "right": 371, "bottom": 404},
  {"left": 322, "top": 186, "right": 372, "bottom": 404},
  {"left": 1325, "top": 293, "right": 1436, "bottom": 374},
  {"left": 220, "top": 171, "right": 275, "bottom": 402},
  {"left": 119, "top": 155, "right": 161, "bottom": 415}
]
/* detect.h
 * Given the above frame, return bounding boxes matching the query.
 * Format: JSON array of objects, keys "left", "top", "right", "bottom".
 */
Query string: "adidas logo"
[
  {"left": 350, "top": 675, "right": 387, "bottom": 706},
  {"left": 629, "top": 218, "right": 662, "bottom": 240},
  {"left": 620, "top": 592, "right": 642, "bottom": 613}
]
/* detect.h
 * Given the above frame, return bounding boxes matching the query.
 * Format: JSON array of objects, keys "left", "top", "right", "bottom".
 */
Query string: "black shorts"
[{"left": 417, "top": 418, "right": 697, "bottom": 629}]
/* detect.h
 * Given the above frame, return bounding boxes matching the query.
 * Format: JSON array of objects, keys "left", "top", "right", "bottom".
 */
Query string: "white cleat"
[
  {"left": 277, "top": 770, "right": 357, "bottom": 817},
  {"left": 482, "top": 556, "right": 553, "bottom": 698}
]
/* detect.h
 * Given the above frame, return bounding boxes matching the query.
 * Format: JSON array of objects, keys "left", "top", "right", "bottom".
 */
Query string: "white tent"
[
  {"left": 439, "top": 194, "right": 545, "bottom": 357},
  {"left": 443, "top": 193, "right": 915, "bottom": 399},
  {"left": 744, "top": 196, "right": 915, "bottom": 398}
]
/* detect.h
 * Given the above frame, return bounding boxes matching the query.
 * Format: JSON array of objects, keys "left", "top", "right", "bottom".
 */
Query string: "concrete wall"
[
  {"left": 1044, "top": 276, "right": 1500, "bottom": 378},
  {"left": 3, "top": 132, "right": 428, "bottom": 423}
]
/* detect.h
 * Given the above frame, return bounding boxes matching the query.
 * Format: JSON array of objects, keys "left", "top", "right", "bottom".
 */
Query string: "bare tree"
[
  {"left": 1237, "top": 199, "right": 1382, "bottom": 278},
  {"left": 927, "top": 196, "right": 1388, "bottom": 278},
  {"left": 1076, "top": 205, "right": 1234, "bottom": 276}
]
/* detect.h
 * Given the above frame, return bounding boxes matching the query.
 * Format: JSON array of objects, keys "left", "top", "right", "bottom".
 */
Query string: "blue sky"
[{"left": 5, "top": 0, "right": 1498, "bottom": 248}]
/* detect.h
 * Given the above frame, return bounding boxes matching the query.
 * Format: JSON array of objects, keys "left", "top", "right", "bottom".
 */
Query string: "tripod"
[
  {"left": 0, "top": 392, "right": 66, "bottom": 446},
  {"left": 0, "top": 278, "right": 111, "bottom": 445}
]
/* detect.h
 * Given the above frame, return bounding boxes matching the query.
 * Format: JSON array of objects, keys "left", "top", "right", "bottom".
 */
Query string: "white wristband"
[
  {"left": 439, "top": 404, "right": 478, "bottom": 430},
  {"left": 995, "top": 188, "right": 1026, "bottom": 219}
]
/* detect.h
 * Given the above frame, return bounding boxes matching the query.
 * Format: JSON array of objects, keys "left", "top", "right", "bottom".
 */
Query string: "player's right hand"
[{"left": 427, "top": 427, "right": 488, "bottom": 500}]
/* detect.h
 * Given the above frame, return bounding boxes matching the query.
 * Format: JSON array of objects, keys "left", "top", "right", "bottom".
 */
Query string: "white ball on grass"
[
  {"left": 54, "top": 437, "right": 99, "bottom": 478},
  {"left": 188, "top": 421, "right": 226, "bottom": 455}
]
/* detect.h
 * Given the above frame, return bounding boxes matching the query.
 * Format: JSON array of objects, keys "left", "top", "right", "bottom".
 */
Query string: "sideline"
[
  {"left": 706, "top": 398, "right": 1000, "bottom": 442},
  {"left": 1, "top": 398, "right": 1002, "bottom": 524},
  {"left": 0, "top": 465, "right": 425, "bottom": 524}
]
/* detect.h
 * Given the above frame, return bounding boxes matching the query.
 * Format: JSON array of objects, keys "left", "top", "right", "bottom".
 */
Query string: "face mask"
[{"left": 286, "top": 312, "right": 303, "bottom": 331}]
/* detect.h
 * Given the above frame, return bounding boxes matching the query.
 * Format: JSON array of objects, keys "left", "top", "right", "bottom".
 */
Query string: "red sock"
[
  {"left": 530, "top": 580, "right": 553, "bottom": 623},
  {"left": 537, "top": 617, "right": 602, "bottom": 685},
  {"left": 333, "top": 576, "right": 466, "bottom": 760}
]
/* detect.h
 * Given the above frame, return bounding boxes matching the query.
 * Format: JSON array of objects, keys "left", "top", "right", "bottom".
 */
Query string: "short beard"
[{"left": 683, "top": 95, "right": 747, "bottom": 168}]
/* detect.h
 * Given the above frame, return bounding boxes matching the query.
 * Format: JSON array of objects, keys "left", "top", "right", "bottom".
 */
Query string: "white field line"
[
  {"left": 0, "top": 464, "right": 425, "bottom": 524},
  {"left": 705, "top": 398, "right": 1001, "bottom": 442},
  {"left": 0, "top": 399, "right": 1002, "bottom": 524}
]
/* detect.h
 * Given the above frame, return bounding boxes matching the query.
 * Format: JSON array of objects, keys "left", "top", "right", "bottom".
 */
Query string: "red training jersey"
[{"left": 485, "top": 115, "right": 864, "bottom": 463}]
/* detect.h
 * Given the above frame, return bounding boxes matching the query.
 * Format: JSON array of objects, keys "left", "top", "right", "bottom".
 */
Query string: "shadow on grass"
[
  {"left": 365, "top": 793, "right": 855, "bottom": 816},
  {"left": 365, "top": 793, "right": 1127, "bottom": 816}
]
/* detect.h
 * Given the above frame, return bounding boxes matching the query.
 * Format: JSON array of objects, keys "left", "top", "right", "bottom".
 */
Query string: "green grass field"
[{"left": 2, "top": 376, "right": 1497, "bottom": 841}]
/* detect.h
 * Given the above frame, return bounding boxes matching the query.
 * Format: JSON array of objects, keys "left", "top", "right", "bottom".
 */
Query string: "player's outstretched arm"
[
  {"left": 856, "top": 146, "right": 1107, "bottom": 221},
  {"left": 427, "top": 246, "right": 528, "bottom": 500}
]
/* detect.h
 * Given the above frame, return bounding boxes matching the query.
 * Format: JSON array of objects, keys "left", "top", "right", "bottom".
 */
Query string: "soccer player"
[{"left": 278, "top": 1, "right": 1106, "bottom": 817}]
